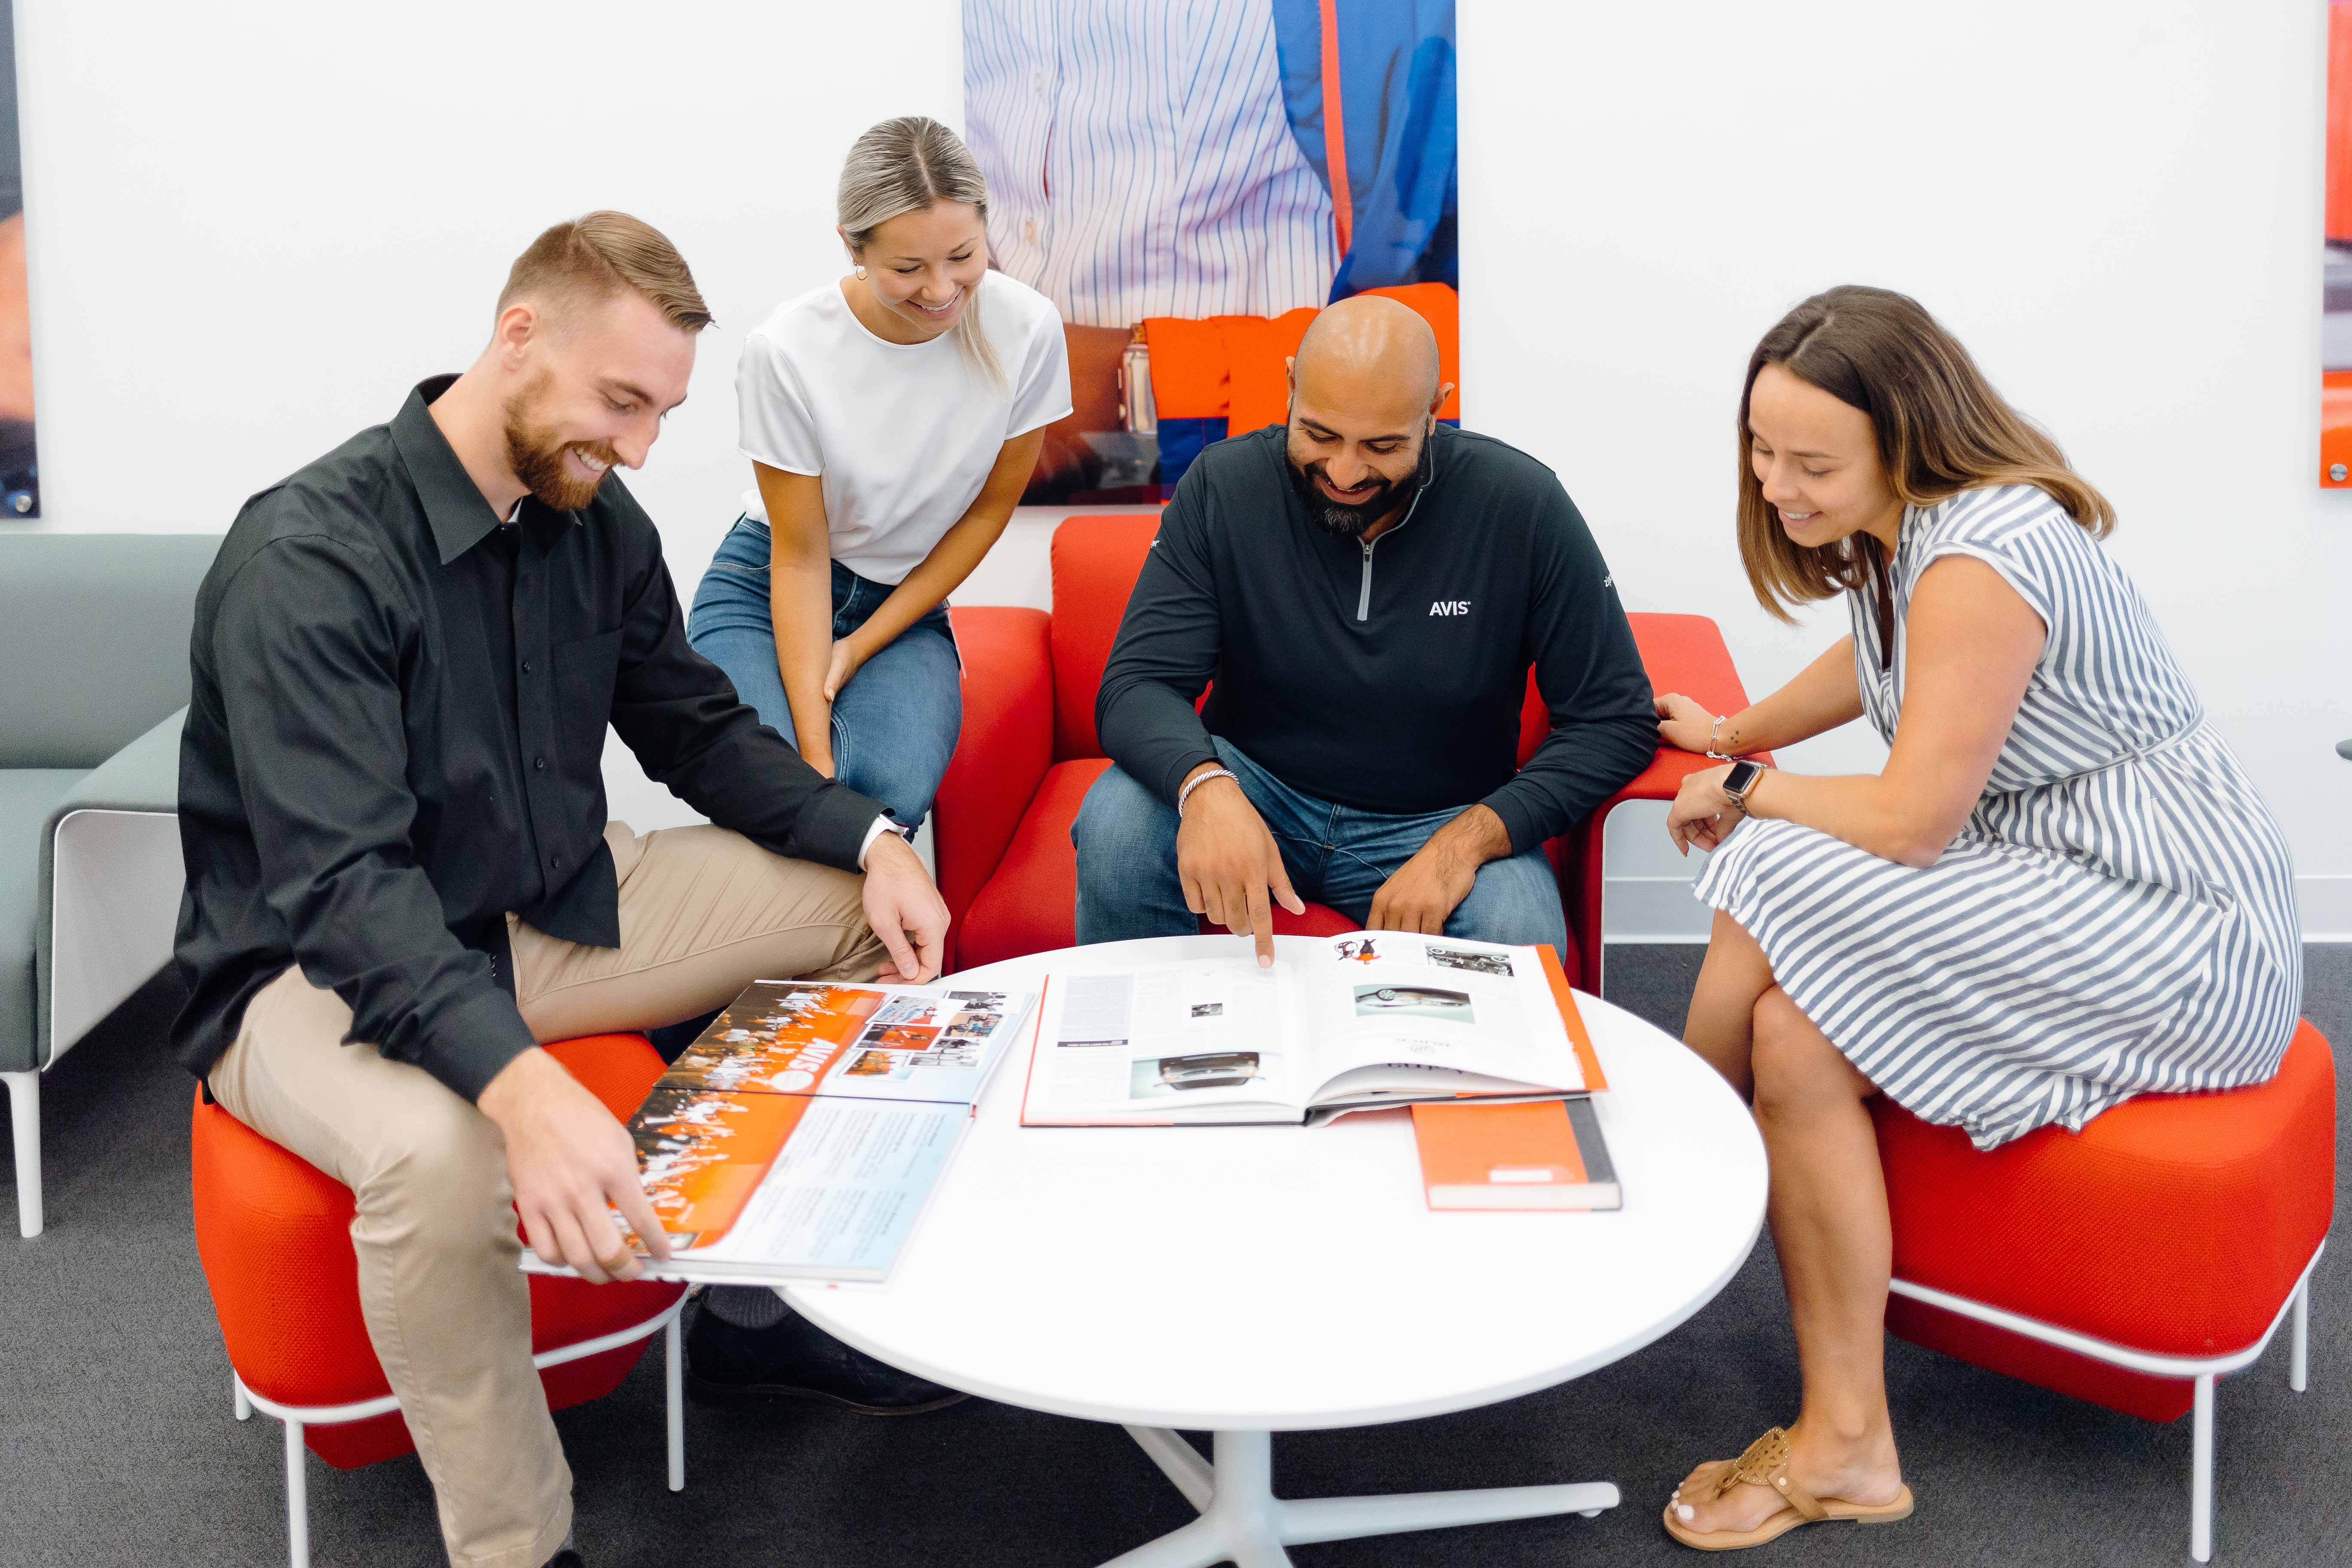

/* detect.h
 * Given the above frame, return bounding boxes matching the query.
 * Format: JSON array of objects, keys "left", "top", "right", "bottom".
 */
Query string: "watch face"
[{"left": 1724, "top": 761, "right": 1764, "bottom": 796}]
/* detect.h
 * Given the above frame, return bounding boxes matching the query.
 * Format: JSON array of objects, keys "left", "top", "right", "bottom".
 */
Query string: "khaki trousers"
[{"left": 207, "top": 822, "right": 885, "bottom": 1568}]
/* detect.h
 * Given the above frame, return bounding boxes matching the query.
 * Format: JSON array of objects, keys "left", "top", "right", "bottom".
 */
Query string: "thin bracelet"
[
  {"left": 1177, "top": 766, "right": 1237, "bottom": 816},
  {"left": 1706, "top": 715, "right": 1737, "bottom": 760}
]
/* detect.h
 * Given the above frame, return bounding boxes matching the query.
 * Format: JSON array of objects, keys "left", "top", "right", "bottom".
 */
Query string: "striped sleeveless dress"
[{"left": 1693, "top": 485, "right": 2300, "bottom": 1150}]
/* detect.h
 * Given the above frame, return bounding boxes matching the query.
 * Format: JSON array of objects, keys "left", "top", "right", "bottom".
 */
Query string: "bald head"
[
  {"left": 1283, "top": 296, "right": 1453, "bottom": 540},
  {"left": 1292, "top": 294, "right": 1442, "bottom": 415}
]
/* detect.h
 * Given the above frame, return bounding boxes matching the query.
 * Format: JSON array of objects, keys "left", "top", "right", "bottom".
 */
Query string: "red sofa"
[{"left": 934, "top": 515, "right": 1757, "bottom": 982}]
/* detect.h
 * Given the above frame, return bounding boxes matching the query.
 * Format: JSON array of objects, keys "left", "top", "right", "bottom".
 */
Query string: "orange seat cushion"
[
  {"left": 190, "top": 1033, "right": 684, "bottom": 1467},
  {"left": 957, "top": 758, "right": 1360, "bottom": 971},
  {"left": 1874, "top": 1020, "right": 2336, "bottom": 1420}
]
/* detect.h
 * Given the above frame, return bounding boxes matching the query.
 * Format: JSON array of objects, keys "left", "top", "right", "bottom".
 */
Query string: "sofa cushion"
[
  {"left": 1048, "top": 517, "right": 1163, "bottom": 762},
  {"left": 1875, "top": 1020, "right": 2336, "bottom": 1421},
  {"left": 0, "top": 769, "right": 91, "bottom": 1069},
  {"left": 0, "top": 534, "right": 217, "bottom": 767}
]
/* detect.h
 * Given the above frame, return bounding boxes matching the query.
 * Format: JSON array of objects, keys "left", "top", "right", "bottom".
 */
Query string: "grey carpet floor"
[{"left": 3, "top": 947, "right": 2347, "bottom": 1568}]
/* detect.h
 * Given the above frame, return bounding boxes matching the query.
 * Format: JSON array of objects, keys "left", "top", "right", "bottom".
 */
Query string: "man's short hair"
[{"left": 496, "top": 211, "right": 714, "bottom": 334}]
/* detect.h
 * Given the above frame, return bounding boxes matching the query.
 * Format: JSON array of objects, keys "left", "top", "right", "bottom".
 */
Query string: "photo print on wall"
[
  {"left": 962, "top": 0, "right": 1459, "bottom": 505},
  {"left": 0, "top": 0, "right": 33, "bottom": 517}
]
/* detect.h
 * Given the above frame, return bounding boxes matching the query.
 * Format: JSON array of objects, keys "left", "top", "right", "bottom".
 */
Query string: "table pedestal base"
[{"left": 1106, "top": 1425, "right": 1619, "bottom": 1567}]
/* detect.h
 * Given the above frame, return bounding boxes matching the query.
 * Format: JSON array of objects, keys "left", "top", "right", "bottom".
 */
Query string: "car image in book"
[
  {"left": 1353, "top": 986, "right": 1474, "bottom": 1023},
  {"left": 1157, "top": 1051, "right": 1262, "bottom": 1090}
]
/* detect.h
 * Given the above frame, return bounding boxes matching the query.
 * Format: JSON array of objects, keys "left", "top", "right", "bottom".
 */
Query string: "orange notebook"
[{"left": 1412, "top": 1098, "right": 1622, "bottom": 1210}]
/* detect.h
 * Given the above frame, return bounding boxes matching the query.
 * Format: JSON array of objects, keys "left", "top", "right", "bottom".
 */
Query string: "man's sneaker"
[
  {"left": 684, "top": 1299, "right": 967, "bottom": 1415},
  {"left": 545, "top": 1547, "right": 585, "bottom": 1568}
]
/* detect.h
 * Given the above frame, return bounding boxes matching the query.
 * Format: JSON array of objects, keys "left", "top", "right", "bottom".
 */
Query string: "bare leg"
[
  {"left": 1671, "top": 986, "right": 1905, "bottom": 1536},
  {"left": 1681, "top": 909, "right": 1776, "bottom": 1100}
]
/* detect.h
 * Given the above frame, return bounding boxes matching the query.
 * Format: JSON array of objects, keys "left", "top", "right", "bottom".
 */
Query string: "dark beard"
[
  {"left": 1285, "top": 435, "right": 1434, "bottom": 539},
  {"left": 502, "top": 377, "right": 617, "bottom": 512}
]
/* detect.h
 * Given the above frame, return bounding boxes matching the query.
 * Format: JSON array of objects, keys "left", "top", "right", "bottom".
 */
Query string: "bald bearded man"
[{"left": 1074, "top": 296, "right": 1655, "bottom": 959}]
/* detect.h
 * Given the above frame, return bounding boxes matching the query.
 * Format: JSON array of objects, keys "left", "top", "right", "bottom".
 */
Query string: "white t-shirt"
[{"left": 735, "top": 269, "right": 1072, "bottom": 585}]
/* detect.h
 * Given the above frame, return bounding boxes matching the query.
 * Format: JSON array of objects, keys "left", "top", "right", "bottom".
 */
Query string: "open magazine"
[
  {"left": 524, "top": 979, "right": 1036, "bottom": 1285},
  {"left": 1020, "top": 933, "right": 1603, "bottom": 1127}
]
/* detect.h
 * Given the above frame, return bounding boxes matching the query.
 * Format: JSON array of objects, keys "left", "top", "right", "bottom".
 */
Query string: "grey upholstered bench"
[{"left": 3, "top": 532, "right": 219, "bottom": 1236}]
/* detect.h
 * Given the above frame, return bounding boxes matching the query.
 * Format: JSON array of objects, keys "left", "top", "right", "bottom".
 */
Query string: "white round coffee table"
[{"left": 783, "top": 935, "right": 1766, "bottom": 1567}]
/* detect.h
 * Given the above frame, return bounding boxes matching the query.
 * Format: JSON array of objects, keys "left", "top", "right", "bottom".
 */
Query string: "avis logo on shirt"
[{"left": 1429, "top": 600, "right": 1472, "bottom": 617}]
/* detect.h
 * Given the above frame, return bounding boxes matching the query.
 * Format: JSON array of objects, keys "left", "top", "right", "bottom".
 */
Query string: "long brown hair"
[{"left": 1736, "top": 285, "right": 2113, "bottom": 622}]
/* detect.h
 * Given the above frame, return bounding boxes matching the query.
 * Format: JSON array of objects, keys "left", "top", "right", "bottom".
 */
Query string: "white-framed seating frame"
[
  {"left": 1888, "top": 1239, "right": 2323, "bottom": 1563},
  {"left": 229, "top": 1294, "right": 689, "bottom": 1568}
]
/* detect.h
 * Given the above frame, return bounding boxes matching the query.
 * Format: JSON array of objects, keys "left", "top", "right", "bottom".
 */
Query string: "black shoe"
[
  {"left": 684, "top": 1298, "right": 968, "bottom": 1415},
  {"left": 546, "top": 1548, "right": 585, "bottom": 1568}
]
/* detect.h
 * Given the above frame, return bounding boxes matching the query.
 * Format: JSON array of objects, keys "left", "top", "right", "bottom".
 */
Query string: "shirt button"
[
  {"left": 1033, "top": 68, "right": 1047, "bottom": 94},
  {"left": 521, "top": 659, "right": 533, "bottom": 674},
  {"left": 1023, "top": 218, "right": 1037, "bottom": 244},
  {"left": 550, "top": 854, "right": 563, "bottom": 870},
  {"left": 533, "top": 755, "right": 546, "bottom": 771}
]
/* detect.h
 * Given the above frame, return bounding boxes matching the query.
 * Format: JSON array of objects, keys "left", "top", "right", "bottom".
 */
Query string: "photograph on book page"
[{"left": 1033, "top": 961, "right": 1303, "bottom": 1117}]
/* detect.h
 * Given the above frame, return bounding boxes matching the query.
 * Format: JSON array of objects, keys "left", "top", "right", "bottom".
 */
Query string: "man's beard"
[
  {"left": 502, "top": 374, "right": 618, "bottom": 512},
  {"left": 1284, "top": 433, "right": 1434, "bottom": 539}
]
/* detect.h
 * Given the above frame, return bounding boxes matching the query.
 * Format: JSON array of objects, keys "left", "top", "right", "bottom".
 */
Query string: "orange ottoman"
[
  {"left": 191, "top": 1033, "right": 688, "bottom": 1568},
  {"left": 1872, "top": 1019, "right": 2335, "bottom": 1562}
]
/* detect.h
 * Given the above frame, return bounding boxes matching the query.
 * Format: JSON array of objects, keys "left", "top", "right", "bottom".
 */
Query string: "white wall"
[
  {"left": 14, "top": 1, "right": 2347, "bottom": 936},
  {"left": 1463, "top": 0, "right": 2352, "bottom": 938},
  {"left": 12, "top": 0, "right": 959, "bottom": 573}
]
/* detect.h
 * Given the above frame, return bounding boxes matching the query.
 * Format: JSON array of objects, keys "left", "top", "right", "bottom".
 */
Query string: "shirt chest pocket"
[{"left": 551, "top": 628, "right": 622, "bottom": 770}]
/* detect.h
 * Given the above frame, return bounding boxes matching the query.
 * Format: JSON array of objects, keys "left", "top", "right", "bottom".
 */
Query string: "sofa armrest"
[
  {"left": 55, "top": 706, "right": 186, "bottom": 816},
  {"left": 1565, "top": 617, "right": 1763, "bottom": 992},
  {"left": 937, "top": 609, "right": 1053, "bottom": 971},
  {"left": 36, "top": 707, "right": 186, "bottom": 1062}
]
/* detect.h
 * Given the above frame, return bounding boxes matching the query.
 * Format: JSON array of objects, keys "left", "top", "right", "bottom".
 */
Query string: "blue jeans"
[
  {"left": 1071, "top": 738, "right": 1570, "bottom": 950},
  {"left": 687, "top": 518, "right": 961, "bottom": 830}
]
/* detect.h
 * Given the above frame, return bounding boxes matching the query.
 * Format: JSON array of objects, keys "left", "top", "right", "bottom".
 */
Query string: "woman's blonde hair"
[
  {"left": 838, "top": 115, "right": 1002, "bottom": 387},
  {"left": 1736, "top": 285, "right": 2113, "bottom": 622}
]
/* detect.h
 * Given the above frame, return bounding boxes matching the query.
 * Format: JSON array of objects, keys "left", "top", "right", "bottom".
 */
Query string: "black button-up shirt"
[{"left": 172, "top": 377, "right": 887, "bottom": 1101}]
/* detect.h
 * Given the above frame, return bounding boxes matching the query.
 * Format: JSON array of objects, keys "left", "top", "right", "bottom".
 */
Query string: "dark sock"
[
  {"left": 703, "top": 1284, "right": 792, "bottom": 1329},
  {"left": 647, "top": 1006, "right": 724, "bottom": 1064}
]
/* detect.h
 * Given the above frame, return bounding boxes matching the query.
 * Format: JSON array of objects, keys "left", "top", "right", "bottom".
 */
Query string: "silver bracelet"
[
  {"left": 1177, "top": 766, "right": 1237, "bottom": 816},
  {"left": 1706, "top": 714, "right": 1736, "bottom": 761}
]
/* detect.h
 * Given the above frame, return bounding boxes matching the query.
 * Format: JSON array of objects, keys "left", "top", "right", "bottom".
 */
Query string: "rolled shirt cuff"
[{"left": 857, "top": 814, "right": 906, "bottom": 869}]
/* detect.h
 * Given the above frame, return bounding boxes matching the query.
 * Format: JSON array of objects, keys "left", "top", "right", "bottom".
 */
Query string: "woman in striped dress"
[{"left": 1651, "top": 286, "right": 2300, "bottom": 1550}]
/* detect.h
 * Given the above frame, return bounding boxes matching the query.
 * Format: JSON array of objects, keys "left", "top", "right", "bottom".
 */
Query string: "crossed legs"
[
  {"left": 207, "top": 823, "right": 882, "bottom": 1567},
  {"left": 1669, "top": 909, "right": 1907, "bottom": 1537}
]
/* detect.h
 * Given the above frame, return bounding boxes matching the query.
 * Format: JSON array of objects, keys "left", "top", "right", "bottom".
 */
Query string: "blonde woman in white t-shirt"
[{"left": 689, "top": 116, "right": 1072, "bottom": 837}]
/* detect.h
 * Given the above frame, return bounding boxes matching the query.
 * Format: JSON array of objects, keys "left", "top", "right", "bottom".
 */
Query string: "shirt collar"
[
  {"left": 390, "top": 375, "right": 582, "bottom": 565},
  {"left": 391, "top": 375, "right": 507, "bottom": 565}
]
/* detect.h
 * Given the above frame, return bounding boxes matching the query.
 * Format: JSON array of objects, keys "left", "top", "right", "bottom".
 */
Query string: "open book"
[
  {"left": 1020, "top": 932, "right": 1603, "bottom": 1127},
  {"left": 526, "top": 979, "right": 1036, "bottom": 1285}
]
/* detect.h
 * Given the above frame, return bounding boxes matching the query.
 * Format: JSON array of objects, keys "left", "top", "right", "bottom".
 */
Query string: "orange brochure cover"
[
  {"left": 1535, "top": 944, "right": 1607, "bottom": 1093},
  {"left": 1412, "top": 1098, "right": 1622, "bottom": 1210},
  {"left": 632, "top": 1084, "right": 814, "bottom": 1250}
]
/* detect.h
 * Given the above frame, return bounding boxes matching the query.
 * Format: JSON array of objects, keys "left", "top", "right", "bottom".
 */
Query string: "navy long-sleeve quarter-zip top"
[{"left": 1095, "top": 423, "right": 1657, "bottom": 853}]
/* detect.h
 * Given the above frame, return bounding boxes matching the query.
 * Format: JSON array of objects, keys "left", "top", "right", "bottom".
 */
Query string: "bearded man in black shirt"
[
  {"left": 1075, "top": 295, "right": 1655, "bottom": 966},
  {"left": 174, "top": 213, "right": 952, "bottom": 1568}
]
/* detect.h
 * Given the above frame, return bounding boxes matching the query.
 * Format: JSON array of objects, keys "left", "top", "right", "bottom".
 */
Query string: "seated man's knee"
[
  {"left": 1446, "top": 851, "right": 1568, "bottom": 949},
  {"left": 354, "top": 1094, "right": 514, "bottom": 1255},
  {"left": 1072, "top": 766, "right": 1175, "bottom": 880}
]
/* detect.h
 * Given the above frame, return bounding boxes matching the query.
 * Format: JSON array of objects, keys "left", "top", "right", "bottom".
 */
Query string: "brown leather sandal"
[{"left": 1662, "top": 1427, "right": 1915, "bottom": 1550}]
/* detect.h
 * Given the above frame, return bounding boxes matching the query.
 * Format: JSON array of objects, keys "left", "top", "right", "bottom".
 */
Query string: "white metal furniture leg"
[
  {"left": 1104, "top": 1427, "right": 1619, "bottom": 1568},
  {"left": 2190, "top": 1373, "right": 2214, "bottom": 1564},
  {"left": 665, "top": 1311, "right": 686, "bottom": 1491},
  {"left": 2291, "top": 1277, "right": 2310, "bottom": 1394},
  {"left": 285, "top": 1416, "right": 310, "bottom": 1568},
  {"left": 4, "top": 1069, "right": 40, "bottom": 1238},
  {"left": 235, "top": 1375, "right": 252, "bottom": 1421}
]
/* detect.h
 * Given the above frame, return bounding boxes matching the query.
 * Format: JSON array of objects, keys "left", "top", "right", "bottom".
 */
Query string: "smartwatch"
[{"left": 1721, "top": 759, "right": 1767, "bottom": 809}]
